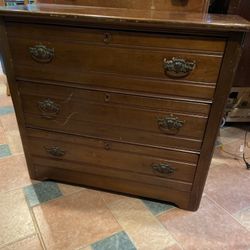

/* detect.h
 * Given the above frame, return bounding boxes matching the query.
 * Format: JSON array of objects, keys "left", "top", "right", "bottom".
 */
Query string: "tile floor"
[{"left": 0, "top": 79, "right": 250, "bottom": 250}]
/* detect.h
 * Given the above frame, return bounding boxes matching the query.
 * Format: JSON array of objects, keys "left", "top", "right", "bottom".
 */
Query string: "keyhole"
[
  {"left": 104, "top": 33, "right": 112, "bottom": 44},
  {"left": 104, "top": 142, "right": 111, "bottom": 150},
  {"left": 104, "top": 93, "right": 111, "bottom": 103}
]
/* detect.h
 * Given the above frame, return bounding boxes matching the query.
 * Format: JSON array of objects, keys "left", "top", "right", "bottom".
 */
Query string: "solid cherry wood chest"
[{"left": 0, "top": 4, "right": 249, "bottom": 210}]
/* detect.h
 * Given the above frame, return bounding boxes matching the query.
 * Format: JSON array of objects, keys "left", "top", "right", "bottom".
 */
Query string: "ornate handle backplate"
[
  {"left": 163, "top": 57, "right": 196, "bottom": 78},
  {"left": 152, "top": 163, "right": 175, "bottom": 175},
  {"left": 38, "top": 98, "right": 60, "bottom": 119},
  {"left": 158, "top": 114, "right": 185, "bottom": 135},
  {"left": 29, "top": 45, "right": 54, "bottom": 63},
  {"left": 45, "top": 146, "right": 66, "bottom": 157}
]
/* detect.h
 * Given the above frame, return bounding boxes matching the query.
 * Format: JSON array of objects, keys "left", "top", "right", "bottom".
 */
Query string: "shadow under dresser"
[{"left": 0, "top": 3, "right": 249, "bottom": 210}]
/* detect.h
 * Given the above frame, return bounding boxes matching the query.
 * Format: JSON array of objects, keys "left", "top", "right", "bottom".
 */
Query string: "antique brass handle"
[
  {"left": 29, "top": 45, "right": 54, "bottom": 63},
  {"left": 38, "top": 98, "right": 60, "bottom": 119},
  {"left": 152, "top": 163, "right": 175, "bottom": 175},
  {"left": 45, "top": 146, "right": 66, "bottom": 157},
  {"left": 163, "top": 57, "right": 196, "bottom": 78},
  {"left": 158, "top": 114, "right": 185, "bottom": 134}
]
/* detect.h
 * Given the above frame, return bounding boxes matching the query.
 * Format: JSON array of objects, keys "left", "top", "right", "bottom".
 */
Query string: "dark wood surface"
[
  {"left": 9, "top": 36, "right": 224, "bottom": 83},
  {"left": 27, "top": 129, "right": 197, "bottom": 185},
  {"left": 37, "top": 0, "right": 210, "bottom": 13},
  {"left": 0, "top": 4, "right": 250, "bottom": 32},
  {"left": 0, "top": 4, "right": 249, "bottom": 211},
  {"left": 19, "top": 81, "right": 208, "bottom": 151}
]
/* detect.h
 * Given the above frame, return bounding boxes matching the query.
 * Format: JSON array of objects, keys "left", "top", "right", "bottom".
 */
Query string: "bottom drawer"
[
  {"left": 34, "top": 164, "right": 191, "bottom": 209},
  {"left": 26, "top": 129, "right": 198, "bottom": 192}
]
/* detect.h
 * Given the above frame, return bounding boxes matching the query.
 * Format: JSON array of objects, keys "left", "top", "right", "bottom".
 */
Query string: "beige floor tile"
[
  {"left": 0, "top": 95, "right": 13, "bottom": 107},
  {"left": 0, "top": 121, "right": 7, "bottom": 144},
  {"left": 77, "top": 246, "right": 92, "bottom": 250},
  {"left": 0, "top": 154, "right": 32, "bottom": 193},
  {"left": 163, "top": 244, "right": 183, "bottom": 250},
  {"left": 0, "top": 113, "right": 18, "bottom": 132},
  {"left": 218, "top": 126, "right": 247, "bottom": 145},
  {"left": 33, "top": 189, "right": 121, "bottom": 250},
  {"left": 99, "top": 190, "right": 128, "bottom": 204},
  {"left": 234, "top": 207, "right": 250, "bottom": 231},
  {"left": 0, "top": 189, "right": 36, "bottom": 247},
  {"left": 107, "top": 197, "right": 177, "bottom": 250},
  {"left": 158, "top": 195, "right": 250, "bottom": 250},
  {"left": 58, "top": 183, "right": 84, "bottom": 196},
  {"left": 5, "top": 130, "right": 23, "bottom": 155},
  {"left": 204, "top": 162, "right": 250, "bottom": 214},
  {"left": 214, "top": 139, "right": 250, "bottom": 162},
  {"left": 1, "top": 235, "right": 43, "bottom": 250},
  {"left": 0, "top": 78, "right": 7, "bottom": 96}
]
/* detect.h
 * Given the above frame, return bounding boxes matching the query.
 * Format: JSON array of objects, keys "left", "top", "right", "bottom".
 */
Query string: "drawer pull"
[
  {"left": 29, "top": 45, "right": 54, "bottom": 63},
  {"left": 158, "top": 115, "right": 185, "bottom": 134},
  {"left": 152, "top": 163, "right": 175, "bottom": 175},
  {"left": 38, "top": 99, "right": 60, "bottom": 119},
  {"left": 45, "top": 146, "right": 66, "bottom": 157},
  {"left": 163, "top": 57, "right": 196, "bottom": 78}
]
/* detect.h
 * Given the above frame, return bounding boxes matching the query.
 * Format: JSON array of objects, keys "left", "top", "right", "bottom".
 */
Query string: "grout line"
[
  {"left": 0, "top": 183, "right": 34, "bottom": 196},
  {"left": 97, "top": 193, "right": 138, "bottom": 249},
  {"left": 26, "top": 193, "right": 47, "bottom": 250},
  {"left": 155, "top": 208, "right": 185, "bottom": 250},
  {"left": 0, "top": 233, "right": 37, "bottom": 249},
  {"left": 205, "top": 194, "right": 250, "bottom": 232}
]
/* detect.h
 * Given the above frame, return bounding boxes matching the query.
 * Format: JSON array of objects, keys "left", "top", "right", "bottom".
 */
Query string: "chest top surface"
[{"left": 0, "top": 3, "right": 250, "bottom": 33}]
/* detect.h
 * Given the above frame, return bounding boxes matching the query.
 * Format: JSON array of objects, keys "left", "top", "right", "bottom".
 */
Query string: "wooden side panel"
[{"left": 189, "top": 33, "right": 244, "bottom": 211}]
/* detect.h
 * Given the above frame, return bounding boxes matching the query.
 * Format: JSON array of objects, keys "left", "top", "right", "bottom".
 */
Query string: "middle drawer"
[{"left": 19, "top": 81, "right": 210, "bottom": 151}]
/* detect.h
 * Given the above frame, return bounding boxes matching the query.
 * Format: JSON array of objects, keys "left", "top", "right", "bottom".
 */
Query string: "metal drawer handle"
[
  {"left": 29, "top": 44, "right": 54, "bottom": 63},
  {"left": 158, "top": 114, "right": 185, "bottom": 134},
  {"left": 45, "top": 146, "right": 66, "bottom": 157},
  {"left": 152, "top": 163, "right": 175, "bottom": 175},
  {"left": 38, "top": 98, "right": 60, "bottom": 119},
  {"left": 163, "top": 57, "right": 196, "bottom": 78}
]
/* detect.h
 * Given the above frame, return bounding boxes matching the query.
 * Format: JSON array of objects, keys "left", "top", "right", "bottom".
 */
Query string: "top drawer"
[{"left": 7, "top": 23, "right": 225, "bottom": 96}]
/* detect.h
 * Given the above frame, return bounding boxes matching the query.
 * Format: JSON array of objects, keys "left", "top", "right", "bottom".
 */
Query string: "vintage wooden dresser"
[{"left": 0, "top": 2, "right": 249, "bottom": 211}]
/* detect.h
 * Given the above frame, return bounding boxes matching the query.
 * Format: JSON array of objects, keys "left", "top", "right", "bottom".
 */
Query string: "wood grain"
[
  {"left": 26, "top": 129, "right": 198, "bottom": 185},
  {"left": 19, "top": 81, "right": 208, "bottom": 151},
  {"left": 0, "top": 5, "right": 248, "bottom": 210},
  {"left": 9, "top": 35, "right": 223, "bottom": 84}
]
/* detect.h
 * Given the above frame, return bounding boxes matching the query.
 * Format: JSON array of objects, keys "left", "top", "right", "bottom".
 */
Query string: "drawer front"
[
  {"left": 26, "top": 129, "right": 198, "bottom": 191},
  {"left": 10, "top": 37, "right": 223, "bottom": 82},
  {"left": 7, "top": 23, "right": 225, "bottom": 100},
  {"left": 7, "top": 23, "right": 226, "bottom": 53},
  {"left": 19, "top": 82, "right": 210, "bottom": 151}
]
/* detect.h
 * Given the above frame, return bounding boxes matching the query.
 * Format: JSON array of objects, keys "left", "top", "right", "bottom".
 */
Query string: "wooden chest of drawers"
[{"left": 0, "top": 4, "right": 249, "bottom": 210}]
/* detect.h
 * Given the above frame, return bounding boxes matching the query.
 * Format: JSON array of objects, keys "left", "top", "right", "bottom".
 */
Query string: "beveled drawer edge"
[
  {"left": 16, "top": 77, "right": 214, "bottom": 104},
  {"left": 6, "top": 22, "right": 226, "bottom": 54},
  {"left": 27, "top": 133, "right": 198, "bottom": 167},
  {"left": 9, "top": 35, "right": 225, "bottom": 56},
  {"left": 25, "top": 126, "right": 201, "bottom": 156},
  {"left": 33, "top": 161, "right": 193, "bottom": 192}
]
